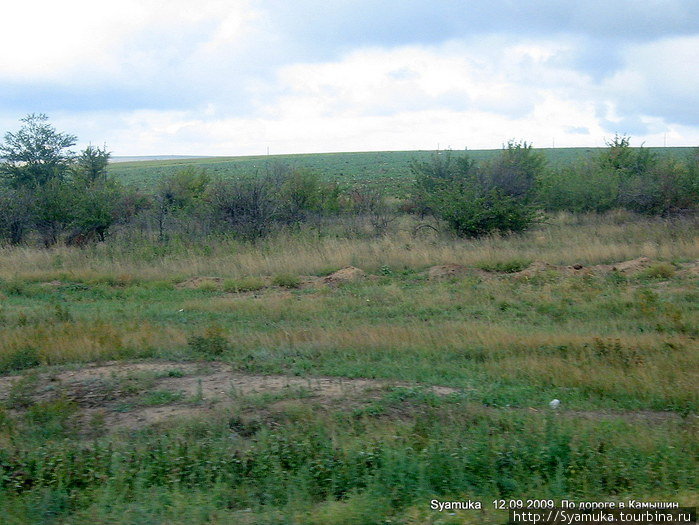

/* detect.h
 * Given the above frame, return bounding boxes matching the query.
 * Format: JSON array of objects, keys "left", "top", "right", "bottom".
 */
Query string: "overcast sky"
[{"left": 1, "top": 0, "right": 698, "bottom": 155}]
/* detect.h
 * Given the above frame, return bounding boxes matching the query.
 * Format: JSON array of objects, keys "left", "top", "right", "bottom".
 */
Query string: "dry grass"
[{"left": 0, "top": 212, "right": 696, "bottom": 281}]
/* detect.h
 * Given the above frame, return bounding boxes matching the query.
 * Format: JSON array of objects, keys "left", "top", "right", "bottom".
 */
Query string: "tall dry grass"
[{"left": 0, "top": 212, "right": 696, "bottom": 281}]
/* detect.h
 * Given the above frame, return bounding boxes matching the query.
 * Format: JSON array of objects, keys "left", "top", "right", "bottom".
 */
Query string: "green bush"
[
  {"left": 272, "top": 273, "right": 301, "bottom": 288},
  {"left": 537, "top": 162, "right": 620, "bottom": 213},
  {"left": 0, "top": 346, "right": 40, "bottom": 374},
  {"left": 411, "top": 148, "right": 540, "bottom": 238},
  {"left": 25, "top": 397, "right": 78, "bottom": 440},
  {"left": 479, "top": 259, "right": 532, "bottom": 273},
  {"left": 429, "top": 185, "right": 539, "bottom": 238},
  {"left": 639, "top": 262, "right": 675, "bottom": 279},
  {"left": 188, "top": 325, "right": 230, "bottom": 356}
]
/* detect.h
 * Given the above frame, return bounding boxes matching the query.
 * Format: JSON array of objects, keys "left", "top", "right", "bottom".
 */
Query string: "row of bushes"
[
  {"left": 410, "top": 137, "right": 698, "bottom": 237},
  {"left": 0, "top": 115, "right": 697, "bottom": 246},
  {"left": 538, "top": 136, "right": 699, "bottom": 214}
]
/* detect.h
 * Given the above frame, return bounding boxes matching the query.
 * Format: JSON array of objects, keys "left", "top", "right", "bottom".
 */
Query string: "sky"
[{"left": 1, "top": 0, "right": 698, "bottom": 156}]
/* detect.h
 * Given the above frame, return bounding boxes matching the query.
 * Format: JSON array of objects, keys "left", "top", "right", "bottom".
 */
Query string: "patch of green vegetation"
[
  {"left": 272, "top": 273, "right": 302, "bottom": 288},
  {"left": 222, "top": 277, "right": 266, "bottom": 293},
  {"left": 141, "top": 390, "right": 184, "bottom": 406},
  {"left": 0, "top": 346, "right": 40, "bottom": 374},
  {"left": 0, "top": 403, "right": 694, "bottom": 523},
  {"left": 639, "top": 262, "right": 676, "bottom": 279},
  {"left": 479, "top": 258, "right": 532, "bottom": 273},
  {"left": 188, "top": 325, "right": 230, "bottom": 356},
  {"left": 106, "top": 147, "right": 695, "bottom": 195}
]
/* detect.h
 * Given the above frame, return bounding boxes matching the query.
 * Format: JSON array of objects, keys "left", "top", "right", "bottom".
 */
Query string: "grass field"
[
  {"left": 107, "top": 147, "right": 695, "bottom": 194},
  {"left": 0, "top": 212, "right": 697, "bottom": 523}
]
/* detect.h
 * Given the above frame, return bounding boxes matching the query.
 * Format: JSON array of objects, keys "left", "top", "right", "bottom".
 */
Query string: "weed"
[
  {"left": 24, "top": 397, "right": 78, "bottom": 439},
  {"left": 5, "top": 372, "right": 39, "bottom": 409},
  {"left": 53, "top": 303, "right": 73, "bottom": 322},
  {"left": 188, "top": 325, "right": 230, "bottom": 356},
  {"left": 223, "top": 277, "right": 266, "bottom": 293},
  {"left": 479, "top": 258, "right": 532, "bottom": 273},
  {"left": 142, "top": 390, "right": 184, "bottom": 406},
  {"left": 0, "top": 346, "right": 41, "bottom": 374},
  {"left": 640, "top": 262, "right": 676, "bottom": 279},
  {"left": 272, "top": 273, "right": 301, "bottom": 288}
]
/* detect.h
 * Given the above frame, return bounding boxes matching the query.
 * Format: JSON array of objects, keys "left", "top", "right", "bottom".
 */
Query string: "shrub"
[
  {"left": 25, "top": 397, "right": 78, "bottom": 439},
  {"left": 272, "top": 273, "right": 301, "bottom": 288},
  {"left": 0, "top": 346, "right": 41, "bottom": 374},
  {"left": 537, "top": 161, "right": 619, "bottom": 213},
  {"left": 640, "top": 263, "right": 675, "bottom": 279},
  {"left": 480, "top": 140, "right": 545, "bottom": 201},
  {"left": 429, "top": 185, "right": 539, "bottom": 238},
  {"left": 411, "top": 148, "right": 540, "bottom": 238},
  {"left": 479, "top": 259, "right": 532, "bottom": 273},
  {"left": 188, "top": 325, "right": 230, "bottom": 356},
  {"left": 206, "top": 178, "right": 279, "bottom": 241}
]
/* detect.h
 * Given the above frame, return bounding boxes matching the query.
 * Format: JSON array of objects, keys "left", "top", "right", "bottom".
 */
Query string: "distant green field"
[{"left": 108, "top": 147, "right": 695, "bottom": 194}]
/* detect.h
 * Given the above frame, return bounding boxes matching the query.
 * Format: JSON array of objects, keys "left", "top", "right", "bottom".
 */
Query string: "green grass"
[
  {"left": 0, "top": 401, "right": 695, "bottom": 524},
  {"left": 0, "top": 250, "right": 696, "bottom": 410},
  {"left": 0, "top": 212, "right": 697, "bottom": 523}
]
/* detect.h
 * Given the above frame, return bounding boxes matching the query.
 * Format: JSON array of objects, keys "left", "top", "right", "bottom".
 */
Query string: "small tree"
[
  {"left": 68, "top": 179, "right": 125, "bottom": 244},
  {"left": 0, "top": 187, "right": 34, "bottom": 245},
  {"left": 0, "top": 114, "right": 77, "bottom": 188},
  {"left": 206, "top": 177, "right": 279, "bottom": 241},
  {"left": 31, "top": 179, "right": 75, "bottom": 247},
  {"left": 154, "top": 167, "right": 210, "bottom": 241},
  {"left": 598, "top": 134, "right": 657, "bottom": 177},
  {"left": 73, "top": 144, "right": 110, "bottom": 183}
]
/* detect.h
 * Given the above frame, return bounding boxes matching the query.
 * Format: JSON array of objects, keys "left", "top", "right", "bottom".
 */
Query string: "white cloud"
[
  {"left": 0, "top": 0, "right": 260, "bottom": 83},
  {"left": 1, "top": 1, "right": 697, "bottom": 153}
]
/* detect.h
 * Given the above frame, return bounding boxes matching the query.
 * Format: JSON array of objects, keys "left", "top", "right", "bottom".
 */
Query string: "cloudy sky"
[{"left": 1, "top": 0, "right": 698, "bottom": 155}]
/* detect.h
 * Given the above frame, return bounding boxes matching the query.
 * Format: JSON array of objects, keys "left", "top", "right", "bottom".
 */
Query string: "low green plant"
[
  {"left": 479, "top": 258, "right": 532, "bottom": 273},
  {"left": 53, "top": 303, "right": 72, "bottom": 322},
  {"left": 5, "top": 372, "right": 39, "bottom": 409},
  {"left": 0, "top": 346, "right": 41, "bottom": 374},
  {"left": 640, "top": 262, "right": 675, "bottom": 279},
  {"left": 272, "top": 273, "right": 301, "bottom": 288},
  {"left": 188, "top": 325, "right": 230, "bottom": 356},
  {"left": 141, "top": 390, "right": 184, "bottom": 406},
  {"left": 24, "top": 397, "right": 78, "bottom": 440}
]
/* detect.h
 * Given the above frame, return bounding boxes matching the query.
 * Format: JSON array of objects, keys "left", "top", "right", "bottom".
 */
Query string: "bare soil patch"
[
  {"left": 426, "top": 264, "right": 493, "bottom": 280},
  {"left": 0, "top": 361, "right": 690, "bottom": 434},
  {"left": 511, "top": 257, "right": 661, "bottom": 279},
  {"left": 0, "top": 361, "right": 460, "bottom": 432}
]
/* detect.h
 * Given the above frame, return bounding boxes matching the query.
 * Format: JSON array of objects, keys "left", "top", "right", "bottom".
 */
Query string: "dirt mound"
[
  {"left": 588, "top": 257, "right": 654, "bottom": 275},
  {"left": 512, "top": 261, "right": 560, "bottom": 279},
  {"left": 426, "top": 264, "right": 468, "bottom": 280},
  {"left": 426, "top": 264, "right": 493, "bottom": 280},
  {"left": 677, "top": 261, "right": 699, "bottom": 277},
  {"left": 323, "top": 266, "right": 366, "bottom": 284},
  {"left": 609, "top": 256, "right": 653, "bottom": 273},
  {"left": 511, "top": 257, "right": 658, "bottom": 278},
  {"left": 38, "top": 280, "right": 65, "bottom": 288},
  {"left": 176, "top": 276, "right": 224, "bottom": 289}
]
